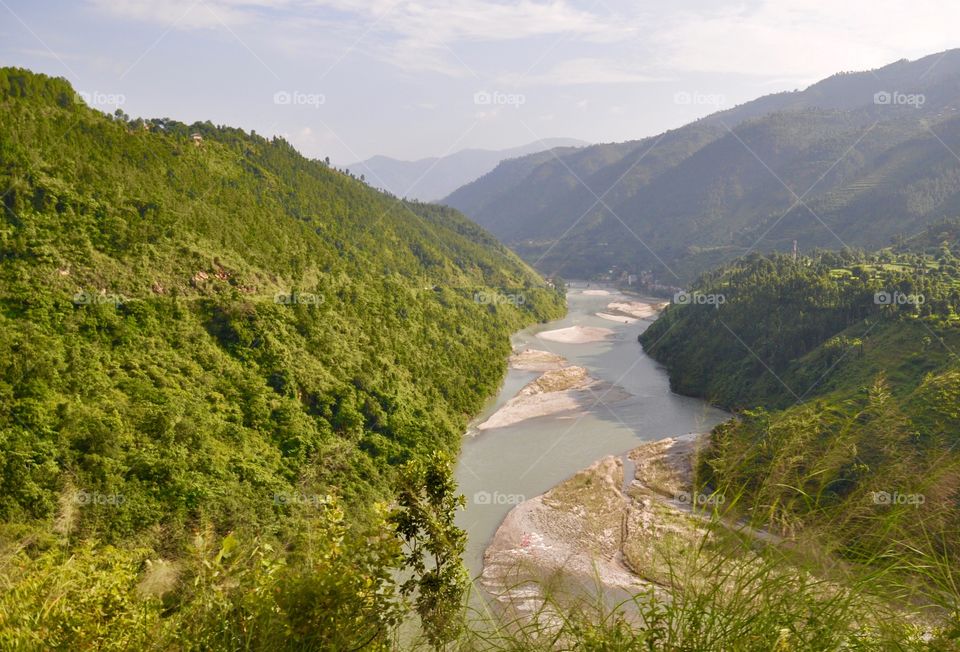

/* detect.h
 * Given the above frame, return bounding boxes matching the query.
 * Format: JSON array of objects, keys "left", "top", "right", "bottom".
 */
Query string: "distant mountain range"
[
  {"left": 443, "top": 50, "right": 960, "bottom": 283},
  {"left": 349, "top": 138, "right": 588, "bottom": 202}
]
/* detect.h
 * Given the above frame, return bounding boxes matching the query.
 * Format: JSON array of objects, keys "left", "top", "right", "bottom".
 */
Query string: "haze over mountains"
[
  {"left": 349, "top": 138, "right": 587, "bottom": 202},
  {"left": 443, "top": 50, "right": 960, "bottom": 283}
]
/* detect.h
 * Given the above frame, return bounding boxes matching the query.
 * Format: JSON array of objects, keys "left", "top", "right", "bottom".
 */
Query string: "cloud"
[
  {"left": 84, "top": 0, "right": 960, "bottom": 87},
  {"left": 89, "top": 0, "right": 628, "bottom": 41},
  {"left": 507, "top": 57, "right": 667, "bottom": 85},
  {"left": 87, "top": 0, "right": 260, "bottom": 29},
  {"left": 651, "top": 0, "right": 960, "bottom": 81},
  {"left": 88, "top": 0, "right": 635, "bottom": 76},
  {"left": 372, "top": 0, "right": 629, "bottom": 44}
]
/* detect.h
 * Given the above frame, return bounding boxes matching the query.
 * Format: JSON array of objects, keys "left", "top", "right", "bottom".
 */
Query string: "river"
[{"left": 454, "top": 283, "right": 729, "bottom": 579}]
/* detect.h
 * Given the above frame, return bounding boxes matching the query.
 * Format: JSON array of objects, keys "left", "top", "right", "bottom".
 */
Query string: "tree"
[{"left": 390, "top": 451, "right": 468, "bottom": 649}]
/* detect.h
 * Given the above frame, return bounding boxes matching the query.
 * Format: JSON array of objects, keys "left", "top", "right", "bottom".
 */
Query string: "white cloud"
[
  {"left": 507, "top": 57, "right": 667, "bottom": 85},
  {"left": 87, "top": 0, "right": 261, "bottom": 29},
  {"left": 374, "top": 0, "right": 629, "bottom": 44},
  {"left": 652, "top": 0, "right": 960, "bottom": 81},
  {"left": 89, "top": 0, "right": 629, "bottom": 41},
  {"left": 83, "top": 0, "right": 960, "bottom": 90},
  {"left": 88, "top": 0, "right": 635, "bottom": 76}
]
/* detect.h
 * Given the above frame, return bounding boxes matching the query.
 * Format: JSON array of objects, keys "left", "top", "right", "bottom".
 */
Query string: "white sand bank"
[
  {"left": 596, "top": 312, "right": 639, "bottom": 324},
  {"left": 537, "top": 325, "right": 614, "bottom": 343},
  {"left": 605, "top": 301, "right": 667, "bottom": 320},
  {"left": 477, "top": 366, "right": 593, "bottom": 430}
]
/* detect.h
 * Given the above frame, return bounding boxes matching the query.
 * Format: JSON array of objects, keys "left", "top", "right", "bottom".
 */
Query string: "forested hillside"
[
  {"left": 444, "top": 50, "right": 960, "bottom": 283},
  {"left": 639, "top": 228, "right": 960, "bottom": 596},
  {"left": 0, "top": 67, "right": 564, "bottom": 648}
]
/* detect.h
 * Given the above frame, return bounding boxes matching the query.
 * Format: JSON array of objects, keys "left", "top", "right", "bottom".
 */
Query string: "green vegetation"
[
  {"left": 641, "top": 244, "right": 960, "bottom": 408},
  {"left": 0, "top": 67, "right": 564, "bottom": 648},
  {"left": 639, "top": 239, "right": 960, "bottom": 643},
  {"left": 7, "top": 61, "right": 960, "bottom": 650},
  {"left": 451, "top": 543, "right": 936, "bottom": 650}
]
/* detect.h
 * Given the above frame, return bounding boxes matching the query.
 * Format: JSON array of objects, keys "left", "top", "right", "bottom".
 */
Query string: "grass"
[
  {"left": 440, "top": 519, "right": 958, "bottom": 651},
  {"left": 397, "top": 525, "right": 952, "bottom": 651}
]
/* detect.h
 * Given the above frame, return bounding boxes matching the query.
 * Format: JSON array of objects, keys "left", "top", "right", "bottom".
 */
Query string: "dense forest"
[
  {"left": 640, "top": 231, "right": 960, "bottom": 602},
  {"left": 641, "top": 232, "right": 960, "bottom": 408},
  {"left": 0, "top": 67, "right": 564, "bottom": 648}
]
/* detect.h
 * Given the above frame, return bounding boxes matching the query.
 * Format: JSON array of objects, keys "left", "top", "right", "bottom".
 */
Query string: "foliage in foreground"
[
  {"left": 1, "top": 453, "right": 471, "bottom": 651},
  {"left": 450, "top": 522, "right": 959, "bottom": 652}
]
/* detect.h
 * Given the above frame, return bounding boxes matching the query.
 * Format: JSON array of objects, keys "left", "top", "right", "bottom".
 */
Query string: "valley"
[{"left": 4, "top": 26, "right": 960, "bottom": 650}]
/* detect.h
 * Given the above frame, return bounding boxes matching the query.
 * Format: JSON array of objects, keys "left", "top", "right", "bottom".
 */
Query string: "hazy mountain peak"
[{"left": 349, "top": 137, "right": 589, "bottom": 201}]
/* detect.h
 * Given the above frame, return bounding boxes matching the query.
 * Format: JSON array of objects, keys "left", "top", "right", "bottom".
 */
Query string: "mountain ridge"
[
  {"left": 350, "top": 137, "right": 588, "bottom": 201},
  {"left": 443, "top": 49, "right": 960, "bottom": 284}
]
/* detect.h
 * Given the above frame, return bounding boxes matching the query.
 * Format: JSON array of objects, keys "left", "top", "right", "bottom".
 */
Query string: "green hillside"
[
  {"left": 0, "top": 67, "right": 564, "bottom": 649},
  {"left": 641, "top": 241, "right": 960, "bottom": 409},
  {"left": 639, "top": 235, "right": 960, "bottom": 594}
]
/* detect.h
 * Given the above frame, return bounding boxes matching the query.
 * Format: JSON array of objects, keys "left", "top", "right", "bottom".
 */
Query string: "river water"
[{"left": 454, "top": 283, "right": 729, "bottom": 578}]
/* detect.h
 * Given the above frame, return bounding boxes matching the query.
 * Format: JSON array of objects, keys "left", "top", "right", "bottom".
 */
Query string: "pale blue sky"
[{"left": 2, "top": 0, "right": 957, "bottom": 163}]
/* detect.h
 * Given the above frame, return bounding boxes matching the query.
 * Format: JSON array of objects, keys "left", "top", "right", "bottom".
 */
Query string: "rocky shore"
[{"left": 481, "top": 434, "right": 713, "bottom": 610}]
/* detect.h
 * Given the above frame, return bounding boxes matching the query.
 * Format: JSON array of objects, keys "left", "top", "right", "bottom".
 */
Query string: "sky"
[{"left": 2, "top": 0, "right": 959, "bottom": 164}]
